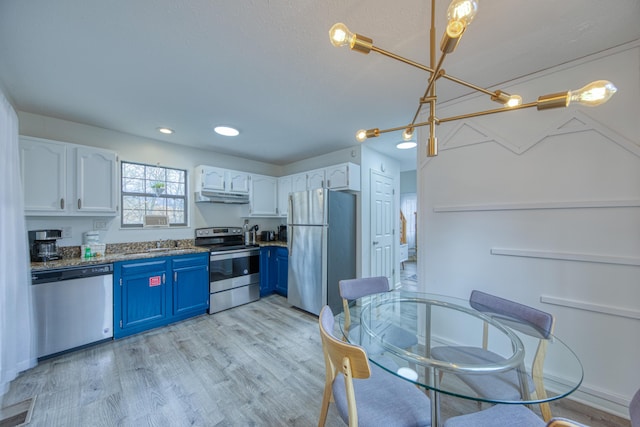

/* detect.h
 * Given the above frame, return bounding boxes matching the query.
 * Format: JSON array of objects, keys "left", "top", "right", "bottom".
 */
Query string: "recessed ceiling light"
[
  {"left": 157, "top": 127, "right": 174, "bottom": 134},
  {"left": 214, "top": 126, "right": 240, "bottom": 137},
  {"left": 396, "top": 141, "right": 417, "bottom": 149}
]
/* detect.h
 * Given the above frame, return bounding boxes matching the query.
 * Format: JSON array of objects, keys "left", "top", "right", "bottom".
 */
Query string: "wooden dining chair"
[
  {"left": 339, "top": 276, "right": 418, "bottom": 353},
  {"left": 430, "top": 290, "right": 556, "bottom": 421},
  {"left": 318, "top": 305, "right": 432, "bottom": 427}
]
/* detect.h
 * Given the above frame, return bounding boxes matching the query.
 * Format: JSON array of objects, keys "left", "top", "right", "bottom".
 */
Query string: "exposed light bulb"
[
  {"left": 506, "top": 95, "right": 522, "bottom": 108},
  {"left": 402, "top": 127, "right": 414, "bottom": 141},
  {"left": 568, "top": 80, "right": 617, "bottom": 107},
  {"left": 447, "top": 0, "right": 478, "bottom": 26},
  {"left": 157, "top": 127, "right": 174, "bottom": 134},
  {"left": 355, "top": 128, "right": 380, "bottom": 142},
  {"left": 329, "top": 23, "right": 353, "bottom": 48}
]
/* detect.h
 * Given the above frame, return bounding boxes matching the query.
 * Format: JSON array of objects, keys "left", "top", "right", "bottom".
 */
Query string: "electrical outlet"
[
  {"left": 62, "top": 226, "right": 72, "bottom": 238},
  {"left": 93, "top": 220, "right": 108, "bottom": 230}
]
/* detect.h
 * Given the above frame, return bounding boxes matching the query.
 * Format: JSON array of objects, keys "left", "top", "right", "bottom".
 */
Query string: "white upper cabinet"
[
  {"left": 199, "top": 166, "right": 226, "bottom": 192},
  {"left": 19, "top": 136, "right": 118, "bottom": 216},
  {"left": 249, "top": 174, "right": 278, "bottom": 216},
  {"left": 326, "top": 162, "right": 360, "bottom": 191},
  {"left": 291, "top": 172, "right": 307, "bottom": 193},
  {"left": 228, "top": 170, "right": 251, "bottom": 194},
  {"left": 74, "top": 146, "right": 118, "bottom": 213},
  {"left": 197, "top": 166, "right": 250, "bottom": 194},
  {"left": 277, "top": 175, "right": 292, "bottom": 217},
  {"left": 20, "top": 137, "right": 67, "bottom": 213},
  {"left": 306, "top": 168, "right": 325, "bottom": 190}
]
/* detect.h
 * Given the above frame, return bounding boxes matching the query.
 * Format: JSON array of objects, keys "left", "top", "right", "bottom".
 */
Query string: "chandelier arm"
[
  {"left": 370, "top": 46, "right": 510, "bottom": 100},
  {"left": 438, "top": 101, "right": 538, "bottom": 123},
  {"left": 370, "top": 46, "right": 436, "bottom": 76},
  {"left": 410, "top": 53, "right": 448, "bottom": 126}
]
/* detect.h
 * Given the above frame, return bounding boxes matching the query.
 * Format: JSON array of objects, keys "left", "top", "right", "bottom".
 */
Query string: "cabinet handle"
[
  {"left": 60, "top": 198, "right": 65, "bottom": 209},
  {"left": 77, "top": 198, "right": 82, "bottom": 209},
  {"left": 162, "top": 273, "right": 166, "bottom": 284},
  {"left": 327, "top": 179, "right": 331, "bottom": 188},
  {"left": 174, "top": 272, "right": 177, "bottom": 282}
]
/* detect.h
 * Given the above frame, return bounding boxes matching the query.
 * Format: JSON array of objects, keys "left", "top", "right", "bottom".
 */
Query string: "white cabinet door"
[
  {"left": 228, "top": 171, "right": 251, "bottom": 194},
  {"left": 250, "top": 174, "right": 277, "bottom": 216},
  {"left": 199, "top": 166, "right": 226, "bottom": 192},
  {"left": 277, "top": 175, "right": 292, "bottom": 217},
  {"left": 291, "top": 173, "right": 307, "bottom": 192},
  {"left": 326, "top": 162, "right": 360, "bottom": 191},
  {"left": 307, "top": 169, "right": 325, "bottom": 190},
  {"left": 75, "top": 146, "right": 118, "bottom": 213},
  {"left": 20, "top": 137, "right": 67, "bottom": 213}
]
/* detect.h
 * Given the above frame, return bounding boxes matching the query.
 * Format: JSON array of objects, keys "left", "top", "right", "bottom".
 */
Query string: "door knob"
[{"left": 372, "top": 241, "right": 379, "bottom": 245}]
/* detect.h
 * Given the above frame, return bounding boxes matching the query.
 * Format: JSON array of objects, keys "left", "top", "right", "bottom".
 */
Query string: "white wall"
[
  {"left": 417, "top": 41, "right": 640, "bottom": 417},
  {"left": 19, "top": 112, "right": 284, "bottom": 245},
  {"left": 282, "top": 146, "right": 361, "bottom": 175}
]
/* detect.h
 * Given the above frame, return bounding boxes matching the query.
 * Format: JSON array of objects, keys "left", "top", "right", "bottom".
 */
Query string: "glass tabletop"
[{"left": 336, "top": 290, "right": 584, "bottom": 405}]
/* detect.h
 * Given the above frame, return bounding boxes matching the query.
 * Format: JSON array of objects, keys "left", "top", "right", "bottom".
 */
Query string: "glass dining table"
[{"left": 335, "top": 291, "right": 584, "bottom": 427}]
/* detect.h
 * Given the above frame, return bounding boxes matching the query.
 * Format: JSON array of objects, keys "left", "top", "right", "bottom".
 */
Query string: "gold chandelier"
[{"left": 329, "top": 0, "right": 617, "bottom": 157}]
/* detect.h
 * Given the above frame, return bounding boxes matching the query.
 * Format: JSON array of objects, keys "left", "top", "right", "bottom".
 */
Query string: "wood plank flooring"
[{"left": 1, "top": 285, "right": 631, "bottom": 426}]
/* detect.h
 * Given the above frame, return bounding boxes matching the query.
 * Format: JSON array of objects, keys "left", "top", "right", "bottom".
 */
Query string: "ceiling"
[{"left": 1, "top": 1, "right": 638, "bottom": 171}]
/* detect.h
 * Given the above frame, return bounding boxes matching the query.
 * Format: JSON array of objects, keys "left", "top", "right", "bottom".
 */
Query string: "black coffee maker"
[{"left": 29, "top": 229, "right": 62, "bottom": 261}]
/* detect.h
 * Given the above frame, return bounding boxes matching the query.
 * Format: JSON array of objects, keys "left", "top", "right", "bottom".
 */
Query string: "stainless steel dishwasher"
[{"left": 31, "top": 264, "right": 114, "bottom": 359}]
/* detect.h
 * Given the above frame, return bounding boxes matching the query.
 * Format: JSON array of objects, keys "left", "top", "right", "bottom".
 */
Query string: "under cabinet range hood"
[{"left": 195, "top": 190, "right": 250, "bottom": 204}]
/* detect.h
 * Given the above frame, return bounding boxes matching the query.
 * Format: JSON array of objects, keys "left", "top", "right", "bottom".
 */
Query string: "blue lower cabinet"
[
  {"left": 172, "top": 253, "right": 210, "bottom": 320},
  {"left": 114, "top": 252, "right": 209, "bottom": 339},
  {"left": 275, "top": 247, "right": 288, "bottom": 297},
  {"left": 260, "top": 247, "right": 274, "bottom": 296},
  {"left": 260, "top": 246, "right": 288, "bottom": 297}
]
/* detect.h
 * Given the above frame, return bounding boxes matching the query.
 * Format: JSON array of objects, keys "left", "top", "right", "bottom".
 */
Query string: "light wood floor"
[{"left": 2, "top": 282, "right": 631, "bottom": 426}]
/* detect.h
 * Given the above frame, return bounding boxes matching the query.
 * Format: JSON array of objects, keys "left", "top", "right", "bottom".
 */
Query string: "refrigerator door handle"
[{"left": 288, "top": 195, "right": 293, "bottom": 256}]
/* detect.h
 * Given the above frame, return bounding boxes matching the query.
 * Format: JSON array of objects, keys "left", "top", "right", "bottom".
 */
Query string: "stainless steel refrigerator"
[{"left": 287, "top": 188, "right": 356, "bottom": 316}]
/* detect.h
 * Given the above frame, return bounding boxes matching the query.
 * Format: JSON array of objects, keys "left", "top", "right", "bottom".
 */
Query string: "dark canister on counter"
[{"left": 278, "top": 225, "right": 287, "bottom": 242}]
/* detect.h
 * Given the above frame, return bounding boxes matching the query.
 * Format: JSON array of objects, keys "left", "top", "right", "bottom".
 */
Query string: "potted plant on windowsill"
[{"left": 151, "top": 182, "right": 165, "bottom": 196}]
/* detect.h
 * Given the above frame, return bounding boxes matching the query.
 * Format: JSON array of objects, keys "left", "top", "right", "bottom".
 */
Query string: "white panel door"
[{"left": 370, "top": 170, "right": 394, "bottom": 283}]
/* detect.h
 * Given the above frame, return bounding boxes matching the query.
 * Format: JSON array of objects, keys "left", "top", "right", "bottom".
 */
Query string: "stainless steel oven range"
[{"left": 195, "top": 227, "right": 260, "bottom": 314}]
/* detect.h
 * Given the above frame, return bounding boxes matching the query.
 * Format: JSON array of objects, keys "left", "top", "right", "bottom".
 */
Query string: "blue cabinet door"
[
  {"left": 115, "top": 258, "right": 169, "bottom": 338},
  {"left": 260, "top": 247, "right": 274, "bottom": 296},
  {"left": 275, "top": 247, "right": 288, "bottom": 296},
  {"left": 172, "top": 253, "right": 209, "bottom": 320}
]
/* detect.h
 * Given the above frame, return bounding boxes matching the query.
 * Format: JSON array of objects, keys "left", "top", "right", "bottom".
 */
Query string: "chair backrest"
[
  {"left": 339, "top": 276, "right": 390, "bottom": 300},
  {"left": 470, "top": 290, "right": 556, "bottom": 421},
  {"left": 470, "top": 290, "right": 555, "bottom": 339},
  {"left": 339, "top": 277, "right": 390, "bottom": 334},
  {"left": 318, "top": 305, "right": 371, "bottom": 426},
  {"left": 631, "top": 387, "right": 640, "bottom": 427}
]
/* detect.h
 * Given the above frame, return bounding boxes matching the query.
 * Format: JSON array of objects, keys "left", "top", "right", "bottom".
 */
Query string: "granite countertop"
[
  {"left": 257, "top": 241, "right": 287, "bottom": 248},
  {"left": 30, "top": 246, "right": 210, "bottom": 271}
]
